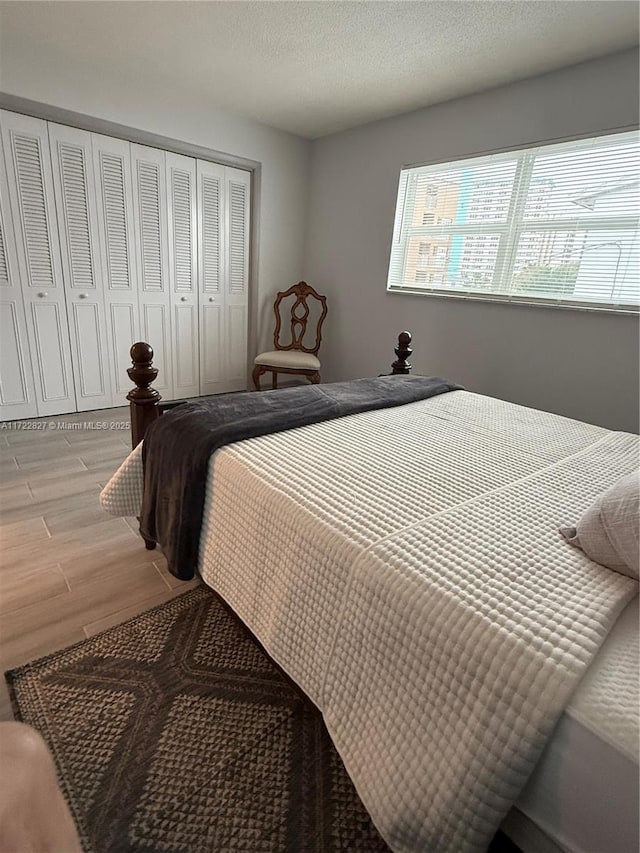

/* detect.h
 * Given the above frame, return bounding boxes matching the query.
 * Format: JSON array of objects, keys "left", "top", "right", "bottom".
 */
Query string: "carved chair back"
[{"left": 273, "top": 282, "right": 328, "bottom": 355}]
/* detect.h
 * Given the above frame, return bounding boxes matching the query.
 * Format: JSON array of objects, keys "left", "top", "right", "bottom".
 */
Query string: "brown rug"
[{"left": 5, "top": 587, "right": 390, "bottom": 853}]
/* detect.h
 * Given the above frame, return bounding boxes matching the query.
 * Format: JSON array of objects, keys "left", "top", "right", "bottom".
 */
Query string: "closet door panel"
[
  {"left": 174, "top": 302, "right": 198, "bottom": 392},
  {"left": 92, "top": 133, "right": 140, "bottom": 404},
  {"left": 141, "top": 302, "right": 171, "bottom": 390},
  {"left": 199, "top": 162, "right": 224, "bottom": 300},
  {"left": 0, "top": 110, "right": 76, "bottom": 416},
  {"left": 48, "top": 123, "right": 113, "bottom": 411},
  {"left": 224, "top": 166, "right": 250, "bottom": 391},
  {"left": 69, "top": 302, "right": 108, "bottom": 397},
  {"left": 0, "top": 303, "right": 31, "bottom": 411},
  {"left": 200, "top": 302, "right": 223, "bottom": 389},
  {"left": 0, "top": 132, "right": 38, "bottom": 420},
  {"left": 131, "top": 144, "right": 173, "bottom": 400},
  {"left": 226, "top": 303, "right": 248, "bottom": 386},
  {"left": 197, "top": 160, "right": 225, "bottom": 395},
  {"left": 108, "top": 303, "right": 138, "bottom": 398},
  {"left": 30, "top": 302, "right": 72, "bottom": 402},
  {"left": 226, "top": 169, "right": 250, "bottom": 304},
  {"left": 167, "top": 152, "right": 198, "bottom": 398}
]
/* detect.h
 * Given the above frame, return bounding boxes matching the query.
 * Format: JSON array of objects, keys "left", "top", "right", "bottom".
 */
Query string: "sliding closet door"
[
  {"left": 0, "top": 111, "right": 76, "bottom": 417},
  {"left": 197, "top": 159, "right": 225, "bottom": 396},
  {"left": 224, "top": 166, "right": 250, "bottom": 390},
  {"left": 130, "top": 144, "right": 173, "bottom": 400},
  {"left": 167, "top": 152, "right": 198, "bottom": 399},
  {"left": 0, "top": 130, "right": 38, "bottom": 420},
  {"left": 92, "top": 133, "right": 140, "bottom": 405},
  {"left": 0, "top": 110, "right": 251, "bottom": 418},
  {"left": 48, "top": 123, "right": 113, "bottom": 411}
]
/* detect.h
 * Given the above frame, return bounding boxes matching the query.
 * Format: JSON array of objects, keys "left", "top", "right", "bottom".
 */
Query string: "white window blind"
[{"left": 387, "top": 130, "right": 640, "bottom": 311}]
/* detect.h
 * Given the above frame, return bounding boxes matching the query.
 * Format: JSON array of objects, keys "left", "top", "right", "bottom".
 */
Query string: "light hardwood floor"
[{"left": 0, "top": 407, "right": 199, "bottom": 721}]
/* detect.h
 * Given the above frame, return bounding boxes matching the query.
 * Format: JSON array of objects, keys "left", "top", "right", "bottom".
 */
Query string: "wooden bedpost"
[
  {"left": 127, "top": 342, "right": 162, "bottom": 450},
  {"left": 391, "top": 331, "right": 412, "bottom": 374},
  {"left": 127, "top": 342, "right": 160, "bottom": 551}
]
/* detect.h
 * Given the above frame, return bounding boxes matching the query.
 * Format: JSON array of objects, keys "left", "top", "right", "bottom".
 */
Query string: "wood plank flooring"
[{"left": 0, "top": 408, "right": 199, "bottom": 721}]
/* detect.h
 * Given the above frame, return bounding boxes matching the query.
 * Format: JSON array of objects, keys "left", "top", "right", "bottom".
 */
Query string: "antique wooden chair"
[{"left": 252, "top": 282, "right": 328, "bottom": 390}]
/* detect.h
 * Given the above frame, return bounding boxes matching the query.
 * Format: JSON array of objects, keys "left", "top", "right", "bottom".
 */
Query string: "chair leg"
[
  {"left": 252, "top": 364, "right": 265, "bottom": 391},
  {"left": 309, "top": 372, "right": 321, "bottom": 385},
  {"left": 271, "top": 371, "right": 278, "bottom": 390}
]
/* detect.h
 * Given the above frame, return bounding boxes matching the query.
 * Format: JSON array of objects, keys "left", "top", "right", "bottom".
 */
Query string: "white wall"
[
  {"left": 305, "top": 49, "right": 640, "bottom": 432},
  {"left": 0, "top": 49, "right": 311, "bottom": 358}
]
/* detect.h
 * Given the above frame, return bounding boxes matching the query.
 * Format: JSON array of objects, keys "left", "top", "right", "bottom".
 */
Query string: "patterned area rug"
[{"left": 6, "top": 587, "right": 390, "bottom": 853}]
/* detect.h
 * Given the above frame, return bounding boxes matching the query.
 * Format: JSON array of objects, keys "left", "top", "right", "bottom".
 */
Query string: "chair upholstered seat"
[{"left": 254, "top": 350, "right": 320, "bottom": 370}]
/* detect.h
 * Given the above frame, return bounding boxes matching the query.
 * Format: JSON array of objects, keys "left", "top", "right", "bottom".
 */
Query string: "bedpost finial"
[
  {"left": 127, "top": 341, "right": 160, "bottom": 402},
  {"left": 130, "top": 341, "right": 154, "bottom": 366},
  {"left": 391, "top": 330, "right": 413, "bottom": 375}
]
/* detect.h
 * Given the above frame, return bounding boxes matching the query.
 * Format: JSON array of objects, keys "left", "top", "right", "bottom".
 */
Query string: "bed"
[{"left": 100, "top": 334, "right": 639, "bottom": 853}]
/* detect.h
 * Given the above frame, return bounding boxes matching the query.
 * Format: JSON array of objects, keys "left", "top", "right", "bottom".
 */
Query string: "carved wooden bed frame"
[
  {"left": 126, "top": 330, "right": 414, "bottom": 450},
  {"left": 125, "top": 330, "right": 413, "bottom": 551}
]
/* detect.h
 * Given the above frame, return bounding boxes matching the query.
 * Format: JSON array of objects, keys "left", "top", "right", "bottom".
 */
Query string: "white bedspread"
[{"left": 100, "top": 391, "right": 639, "bottom": 852}]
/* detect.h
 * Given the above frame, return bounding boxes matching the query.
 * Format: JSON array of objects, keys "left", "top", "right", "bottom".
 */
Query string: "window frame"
[{"left": 386, "top": 126, "right": 640, "bottom": 315}]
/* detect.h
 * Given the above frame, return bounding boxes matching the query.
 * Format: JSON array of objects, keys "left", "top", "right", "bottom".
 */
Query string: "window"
[{"left": 387, "top": 130, "right": 639, "bottom": 311}]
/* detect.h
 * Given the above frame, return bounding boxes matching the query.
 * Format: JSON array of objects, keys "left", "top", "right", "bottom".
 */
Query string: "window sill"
[{"left": 386, "top": 287, "right": 639, "bottom": 316}]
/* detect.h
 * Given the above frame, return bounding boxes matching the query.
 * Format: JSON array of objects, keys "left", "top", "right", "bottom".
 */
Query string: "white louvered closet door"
[
  {"left": 197, "top": 159, "right": 226, "bottom": 396},
  {"left": 167, "top": 152, "right": 198, "bottom": 399},
  {"left": 0, "top": 111, "right": 76, "bottom": 417},
  {"left": 0, "top": 126, "right": 39, "bottom": 420},
  {"left": 92, "top": 133, "right": 140, "bottom": 405},
  {"left": 224, "top": 166, "right": 250, "bottom": 390},
  {"left": 131, "top": 144, "right": 173, "bottom": 400},
  {"left": 197, "top": 161, "right": 250, "bottom": 395},
  {"left": 0, "top": 110, "right": 251, "bottom": 419},
  {"left": 48, "top": 123, "right": 114, "bottom": 411}
]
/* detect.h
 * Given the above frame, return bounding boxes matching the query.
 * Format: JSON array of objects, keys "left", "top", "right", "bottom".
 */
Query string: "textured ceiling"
[{"left": 0, "top": 1, "right": 638, "bottom": 139}]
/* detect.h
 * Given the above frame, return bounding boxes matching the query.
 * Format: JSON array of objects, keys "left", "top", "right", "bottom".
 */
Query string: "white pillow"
[{"left": 560, "top": 471, "right": 640, "bottom": 580}]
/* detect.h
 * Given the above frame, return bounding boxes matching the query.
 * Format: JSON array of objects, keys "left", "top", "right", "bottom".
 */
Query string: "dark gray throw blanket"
[{"left": 140, "top": 375, "right": 462, "bottom": 579}]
